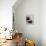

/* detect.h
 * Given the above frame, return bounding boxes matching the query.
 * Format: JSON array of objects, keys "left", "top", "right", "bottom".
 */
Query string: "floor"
[
  {"left": 0, "top": 39, "right": 16, "bottom": 46},
  {"left": 0, "top": 33, "right": 23, "bottom": 46}
]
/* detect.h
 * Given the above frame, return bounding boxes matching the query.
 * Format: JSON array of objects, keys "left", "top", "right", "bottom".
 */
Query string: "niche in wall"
[{"left": 26, "top": 15, "right": 34, "bottom": 24}]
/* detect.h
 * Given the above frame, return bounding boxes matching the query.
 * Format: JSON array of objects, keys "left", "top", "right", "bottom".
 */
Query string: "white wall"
[
  {"left": 0, "top": 0, "right": 46, "bottom": 46},
  {"left": 0, "top": 0, "right": 16, "bottom": 30},
  {"left": 13, "top": 0, "right": 41, "bottom": 46},
  {"left": 41, "top": 0, "right": 46, "bottom": 46}
]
